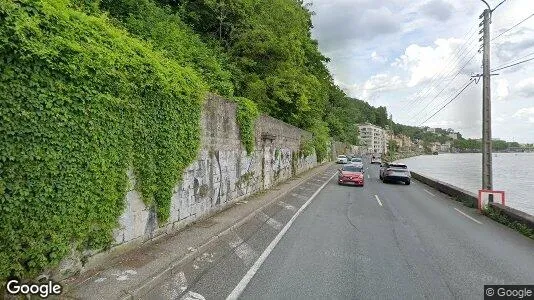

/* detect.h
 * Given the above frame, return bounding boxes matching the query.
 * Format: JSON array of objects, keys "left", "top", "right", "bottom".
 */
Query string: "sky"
[{"left": 308, "top": 0, "right": 534, "bottom": 143}]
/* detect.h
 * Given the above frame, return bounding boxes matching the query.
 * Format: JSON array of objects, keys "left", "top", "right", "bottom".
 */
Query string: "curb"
[{"left": 120, "top": 162, "right": 334, "bottom": 299}]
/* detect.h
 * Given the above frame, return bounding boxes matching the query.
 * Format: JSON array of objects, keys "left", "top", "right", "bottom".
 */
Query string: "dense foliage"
[
  {"left": 234, "top": 97, "right": 260, "bottom": 155},
  {"left": 0, "top": 0, "right": 204, "bottom": 279},
  {"left": 0, "top": 0, "right": 408, "bottom": 281}
]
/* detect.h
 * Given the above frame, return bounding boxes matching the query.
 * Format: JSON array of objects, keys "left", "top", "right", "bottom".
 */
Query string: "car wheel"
[{"left": 405, "top": 180, "right": 411, "bottom": 185}]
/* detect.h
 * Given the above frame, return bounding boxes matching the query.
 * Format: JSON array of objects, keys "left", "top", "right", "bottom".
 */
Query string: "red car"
[{"left": 338, "top": 165, "right": 365, "bottom": 186}]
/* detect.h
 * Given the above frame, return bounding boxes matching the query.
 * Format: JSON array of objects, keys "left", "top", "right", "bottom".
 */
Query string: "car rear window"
[
  {"left": 351, "top": 158, "right": 362, "bottom": 162},
  {"left": 343, "top": 166, "right": 363, "bottom": 172},
  {"left": 389, "top": 164, "right": 407, "bottom": 169}
]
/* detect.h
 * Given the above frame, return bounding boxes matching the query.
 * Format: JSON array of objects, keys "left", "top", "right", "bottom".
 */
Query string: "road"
[{"left": 147, "top": 159, "right": 534, "bottom": 300}]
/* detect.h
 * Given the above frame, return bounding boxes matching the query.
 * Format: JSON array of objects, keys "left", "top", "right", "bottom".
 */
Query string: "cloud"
[
  {"left": 495, "top": 79, "right": 510, "bottom": 101},
  {"left": 310, "top": 1, "right": 402, "bottom": 52},
  {"left": 336, "top": 73, "right": 404, "bottom": 101},
  {"left": 392, "top": 37, "right": 476, "bottom": 87},
  {"left": 371, "top": 51, "right": 388, "bottom": 63},
  {"left": 420, "top": 0, "right": 454, "bottom": 21},
  {"left": 514, "top": 77, "right": 534, "bottom": 97},
  {"left": 513, "top": 107, "right": 534, "bottom": 123}
]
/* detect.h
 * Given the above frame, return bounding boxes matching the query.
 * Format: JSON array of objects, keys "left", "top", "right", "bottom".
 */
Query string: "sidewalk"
[{"left": 61, "top": 162, "right": 334, "bottom": 299}]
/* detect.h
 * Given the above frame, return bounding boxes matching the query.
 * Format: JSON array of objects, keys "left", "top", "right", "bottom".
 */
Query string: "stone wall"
[{"left": 112, "top": 94, "right": 318, "bottom": 246}]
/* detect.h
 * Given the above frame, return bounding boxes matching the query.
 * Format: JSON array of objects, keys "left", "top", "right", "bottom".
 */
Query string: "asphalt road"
[
  {"left": 239, "top": 160, "right": 534, "bottom": 299},
  {"left": 147, "top": 159, "right": 534, "bottom": 300}
]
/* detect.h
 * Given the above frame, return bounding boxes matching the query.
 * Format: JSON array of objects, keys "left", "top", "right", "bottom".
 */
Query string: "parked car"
[
  {"left": 379, "top": 162, "right": 411, "bottom": 185},
  {"left": 338, "top": 164, "right": 365, "bottom": 186},
  {"left": 349, "top": 157, "right": 364, "bottom": 168},
  {"left": 370, "top": 155, "right": 381, "bottom": 164},
  {"left": 336, "top": 155, "right": 348, "bottom": 164}
]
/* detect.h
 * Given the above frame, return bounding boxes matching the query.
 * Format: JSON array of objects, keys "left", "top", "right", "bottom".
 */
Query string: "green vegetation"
[
  {"left": 0, "top": 0, "right": 408, "bottom": 281},
  {"left": 483, "top": 207, "right": 534, "bottom": 239},
  {"left": 0, "top": 0, "right": 205, "bottom": 280},
  {"left": 235, "top": 97, "right": 260, "bottom": 155}
]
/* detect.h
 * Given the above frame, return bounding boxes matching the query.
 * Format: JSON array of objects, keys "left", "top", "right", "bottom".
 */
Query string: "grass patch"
[{"left": 482, "top": 206, "right": 534, "bottom": 239}]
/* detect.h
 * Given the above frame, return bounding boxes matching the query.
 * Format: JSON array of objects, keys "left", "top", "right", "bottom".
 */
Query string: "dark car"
[
  {"left": 379, "top": 162, "right": 411, "bottom": 185},
  {"left": 338, "top": 165, "right": 365, "bottom": 186}
]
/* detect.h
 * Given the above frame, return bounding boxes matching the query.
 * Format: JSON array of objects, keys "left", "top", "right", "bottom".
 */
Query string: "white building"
[
  {"left": 448, "top": 133, "right": 458, "bottom": 140},
  {"left": 358, "top": 123, "right": 387, "bottom": 154}
]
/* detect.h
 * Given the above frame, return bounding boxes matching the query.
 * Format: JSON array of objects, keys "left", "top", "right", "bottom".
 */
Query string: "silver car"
[
  {"left": 336, "top": 155, "right": 348, "bottom": 164},
  {"left": 379, "top": 162, "right": 411, "bottom": 185}
]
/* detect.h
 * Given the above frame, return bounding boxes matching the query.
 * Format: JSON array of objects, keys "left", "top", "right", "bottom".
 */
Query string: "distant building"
[
  {"left": 358, "top": 123, "right": 387, "bottom": 154},
  {"left": 426, "top": 127, "right": 436, "bottom": 133},
  {"left": 440, "top": 141, "right": 451, "bottom": 152},
  {"left": 448, "top": 133, "right": 458, "bottom": 140}
]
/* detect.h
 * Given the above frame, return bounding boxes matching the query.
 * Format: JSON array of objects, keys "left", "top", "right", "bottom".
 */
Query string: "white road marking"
[
  {"left": 228, "top": 234, "right": 256, "bottom": 266},
  {"left": 181, "top": 291, "right": 206, "bottom": 300},
  {"left": 277, "top": 201, "right": 296, "bottom": 212},
  {"left": 424, "top": 189, "right": 436, "bottom": 197},
  {"left": 454, "top": 208, "right": 483, "bottom": 224},
  {"left": 226, "top": 172, "right": 337, "bottom": 300},
  {"left": 367, "top": 174, "right": 370, "bottom": 179},
  {"left": 374, "top": 195, "right": 383, "bottom": 207},
  {"left": 257, "top": 211, "right": 283, "bottom": 230},
  {"left": 176, "top": 271, "right": 188, "bottom": 292}
]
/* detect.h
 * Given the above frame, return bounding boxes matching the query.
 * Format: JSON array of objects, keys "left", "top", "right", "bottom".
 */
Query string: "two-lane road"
[{"left": 238, "top": 160, "right": 534, "bottom": 299}]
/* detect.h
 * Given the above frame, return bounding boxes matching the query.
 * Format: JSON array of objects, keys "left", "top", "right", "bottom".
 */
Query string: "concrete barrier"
[
  {"left": 411, "top": 171, "right": 534, "bottom": 232},
  {"left": 489, "top": 203, "right": 534, "bottom": 230},
  {"left": 410, "top": 171, "right": 478, "bottom": 207}
]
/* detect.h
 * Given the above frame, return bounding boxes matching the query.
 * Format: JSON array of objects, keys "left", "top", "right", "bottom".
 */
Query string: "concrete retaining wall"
[
  {"left": 410, "top": 171, "right": 478, "bottom": 207},
  {"left": 113, "top": 94, "right": 318, "bottom": 246},
  {"left": 411, "top": 171, "right": 534, "bottom": 232}
]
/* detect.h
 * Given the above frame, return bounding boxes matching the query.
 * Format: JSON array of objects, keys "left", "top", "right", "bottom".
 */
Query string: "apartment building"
[{"left": 358, "top": 123, "right": 387, "bottom": 154}]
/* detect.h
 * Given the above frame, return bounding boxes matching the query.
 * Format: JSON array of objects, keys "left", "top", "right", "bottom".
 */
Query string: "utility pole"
[
  {"left": 478, "top": 0, "right": 506, "bottom": 201},
  {"left": 480, "top": 8, "right": 492, "bottom": 193}
]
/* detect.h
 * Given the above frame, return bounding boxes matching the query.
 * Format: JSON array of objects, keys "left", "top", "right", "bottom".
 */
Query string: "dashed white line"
[
  {"left": 228, "top": 234, "right": 257, "bottom": 266},
  {"left": 454, "top": 208, "right": 483, "bottom": 224},
  {"left": 257, "top": 211, "right": 283, "bottom": 230},
  {"left": 424, "top": 189, "right": 436, "bottom": 197},
  {"left": 277, "top": 201, "right": 296, "bottom": 212},
  {"left": 367, "top": 174, "right": 370, "bottom": 179},
  {"left": 226, "top": 172, "right": 337, "bottom": 300},
  {"left": 374, "top": 195, "right": 383, "bottom": 207}
]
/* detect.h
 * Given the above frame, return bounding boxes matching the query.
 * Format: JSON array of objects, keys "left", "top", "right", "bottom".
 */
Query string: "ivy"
[
  {"left": 234, "top": 97, "right": 259, "bottom": 155},
  {"left": 299, "top": 139, "right": 314, "bottom": 158},
  {"left": 0, "top": 0, "right": 204, "bottom": 280}
]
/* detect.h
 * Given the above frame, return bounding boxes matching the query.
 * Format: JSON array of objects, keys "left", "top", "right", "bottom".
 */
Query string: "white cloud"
[
  {"left": 513, "top": 107, "right": 534, "bottom": 123},
  {"left": 495, "top": 79, "right": 510, "bottom": 101},
  {"left": 391, "top": 38, "right": 475, "bottom": 87},
  {"left": 514, "top": 77, "right": 534, "bottom": 97},
  {"left": 371, "top": 51, "right": 388, "bottom": 63}
]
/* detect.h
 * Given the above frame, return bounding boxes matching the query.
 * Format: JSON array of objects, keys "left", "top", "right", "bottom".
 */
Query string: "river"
[{"left": 399, "top": 153, "right": 534, "bottom": 216}]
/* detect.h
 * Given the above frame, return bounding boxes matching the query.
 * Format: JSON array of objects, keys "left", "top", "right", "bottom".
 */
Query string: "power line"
[
  {"left": 491, "top": 51, "right": 534, "bottom": 70},
  {"left": 400, "top": 33, "right": 480, "bottom": 120},
  {"left": 491, "top": 12, "right": 534, "bottom": 42},
  {"left": 397, "top": 22, "right": 479, "bottom": 112},
  {"left": 491, "top": 56, "right": 534, "bottom": 72},
  {"left": 411, "top": 51, "right": 479, "bottom": 124},
  {"left": 418, "top": 79, "right": 475, "bottom": 126},
  {"left": 403, "top": 38, "right": 480, "bottom": 123}
]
